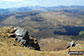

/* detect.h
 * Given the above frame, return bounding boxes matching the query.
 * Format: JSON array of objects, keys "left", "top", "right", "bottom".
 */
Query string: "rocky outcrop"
[
  {"left": 67, "top": 41, "right": 80, "bottom": 48},
  {"left": 14, "top": 26, "right": 40, "bottom": 50},
  {"left": 0, "top": 26, "right": 40, "bottom": 50}
]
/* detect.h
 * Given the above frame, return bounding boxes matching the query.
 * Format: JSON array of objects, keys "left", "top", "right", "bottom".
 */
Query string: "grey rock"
[{"left": 13, "top": 26, "right": 40, "bottom": 50}]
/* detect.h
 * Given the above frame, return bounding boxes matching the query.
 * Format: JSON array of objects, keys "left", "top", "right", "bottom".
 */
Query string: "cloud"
[
  {"left": 0, "top": 0, "right": 84, "bottom": 8},
  {"left": 4, "top": 0, "right": 25, "bottom": 2}
]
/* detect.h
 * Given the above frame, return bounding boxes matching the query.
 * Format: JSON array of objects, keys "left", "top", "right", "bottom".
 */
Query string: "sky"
[{"left": 0, "top": 0, "right": 84, "bottom": 8}]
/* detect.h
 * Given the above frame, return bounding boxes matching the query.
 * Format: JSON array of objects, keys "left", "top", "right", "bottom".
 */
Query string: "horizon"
[
  {"left": 0, "top": 5, "right": 84, "bottom": 9},
  {"left": 0, "top": 0, "right": 84, "bottom": 9}
]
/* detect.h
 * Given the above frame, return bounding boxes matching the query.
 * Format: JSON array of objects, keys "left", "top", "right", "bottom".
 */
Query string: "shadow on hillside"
[{"left": 54, "top": 26, "right": 84, "bottom": 36}]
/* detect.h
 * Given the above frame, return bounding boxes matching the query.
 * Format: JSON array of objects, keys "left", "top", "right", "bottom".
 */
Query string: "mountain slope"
[
  {"left": 2, "top": 16, "right": 19, "bottom": 25},
  {"left": 0, "top": 26, "right": 84, "bottom": 56}
]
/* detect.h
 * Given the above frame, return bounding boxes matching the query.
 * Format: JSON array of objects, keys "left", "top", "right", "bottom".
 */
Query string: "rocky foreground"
[{"left": 0, "top": 26, "right": 84, "bottom": 56}]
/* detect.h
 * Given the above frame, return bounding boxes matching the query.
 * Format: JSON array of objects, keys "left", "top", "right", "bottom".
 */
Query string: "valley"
[{"left": 0, "top": 6, "right": 84, "bottom": 52}]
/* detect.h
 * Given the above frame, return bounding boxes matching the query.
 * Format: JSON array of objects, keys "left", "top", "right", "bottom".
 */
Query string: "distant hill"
[
  {"left": 0, "top": 6, "right": 84, "bottom": 40},
  {"left": 0, "top": 6, "right": 84, "bottom": 15}
]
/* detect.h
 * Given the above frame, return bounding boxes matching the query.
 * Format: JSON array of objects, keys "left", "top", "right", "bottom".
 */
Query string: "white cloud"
[{"left": 5, "top": 0, "right": 25, "bottom": 2}]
